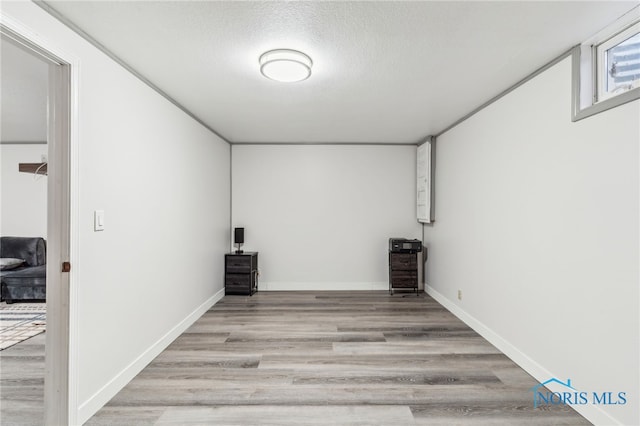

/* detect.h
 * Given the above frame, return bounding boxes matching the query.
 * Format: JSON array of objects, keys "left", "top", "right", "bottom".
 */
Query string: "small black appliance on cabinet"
[
  {"left": 234, "top": 227, "right": 245, "bottom": 254},
  {"left": 225, "top": 252, "right": 258, "bottom": 295}
]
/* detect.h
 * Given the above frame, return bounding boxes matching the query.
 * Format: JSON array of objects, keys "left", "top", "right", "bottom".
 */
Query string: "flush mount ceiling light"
[{"left": 259, "top": 49, "right": 312, "bottom": 83}]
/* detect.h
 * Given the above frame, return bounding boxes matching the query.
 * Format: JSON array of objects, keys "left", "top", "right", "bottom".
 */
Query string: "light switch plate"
[{"left": 94, "top": 210, "right": 105, "bottom": 231}]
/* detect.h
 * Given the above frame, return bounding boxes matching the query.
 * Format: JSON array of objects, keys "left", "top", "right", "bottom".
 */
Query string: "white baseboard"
[
  {"left": 259, "top": 281, "right": 388, "bottom": 291},
  {"left": 76, "top": 287, "right": 225, "bottom": 425},
  {"left": 425, "top": 284, "right": 623, "bottom": 426}
]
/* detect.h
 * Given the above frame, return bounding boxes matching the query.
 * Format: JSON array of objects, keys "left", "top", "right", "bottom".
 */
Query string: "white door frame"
[{"left": 1, "top": 13, "right": 79, "bottom": 425}]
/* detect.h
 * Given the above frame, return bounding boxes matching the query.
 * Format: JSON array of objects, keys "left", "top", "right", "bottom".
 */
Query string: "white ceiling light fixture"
[{"left": 259, "top": 49, "right": 313, "bottom": 83}]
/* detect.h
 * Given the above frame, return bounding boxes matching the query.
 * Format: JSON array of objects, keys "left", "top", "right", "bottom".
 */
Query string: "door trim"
[{"left": 1, "top": 12, "right": 79, "bottom": 425}]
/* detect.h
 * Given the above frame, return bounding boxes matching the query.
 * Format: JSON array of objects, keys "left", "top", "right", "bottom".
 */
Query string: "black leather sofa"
[{"left": 0, "top": 237, "right": 47, "bottom": 303}]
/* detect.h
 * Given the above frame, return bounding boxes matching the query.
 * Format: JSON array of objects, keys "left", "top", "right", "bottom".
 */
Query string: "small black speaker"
[{"left": 234, "top": 228, "right": 244, "bottom": 244}]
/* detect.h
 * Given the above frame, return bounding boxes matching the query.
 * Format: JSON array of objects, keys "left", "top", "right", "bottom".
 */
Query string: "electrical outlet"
[{"left": 458, "top": 290, "right": 462, "bottom": 300}]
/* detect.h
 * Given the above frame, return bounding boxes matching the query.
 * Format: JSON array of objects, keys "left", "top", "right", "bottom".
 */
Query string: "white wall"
[
  {"left": 1, "top": 144, "right": 48, "bottom": 238},
  {"left": 425, "top": 57, "right": 639, "bottom": 425},
  {"left": 232, "top": 145, "right": 421, "bottom": 290},
  {"left": 2, "top": 3, "right": 231, "bottom": 424}
]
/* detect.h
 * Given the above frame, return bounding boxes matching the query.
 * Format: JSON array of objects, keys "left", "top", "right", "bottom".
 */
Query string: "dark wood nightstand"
[
  {"left": 389, "top": 252, "right": 418, "bottom": 295},
  {"left": 225, "top": 252, "right": 258, "bottom": 296}
]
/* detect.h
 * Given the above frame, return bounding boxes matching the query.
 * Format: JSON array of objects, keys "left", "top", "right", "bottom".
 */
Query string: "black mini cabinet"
[
  {"left": 225, "top": 252, "right": 258, "bottom": 296},
  {"left": 388, "top": 252, "right": 418, "bottom": 295}
]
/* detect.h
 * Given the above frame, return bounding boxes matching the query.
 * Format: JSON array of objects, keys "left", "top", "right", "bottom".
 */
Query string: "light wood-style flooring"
[
  {"left": 2, "top": 291, "right": 590, "bottom": 425},
  {"left": 0, "top": 331, "right": 45, "bottom": 425}
]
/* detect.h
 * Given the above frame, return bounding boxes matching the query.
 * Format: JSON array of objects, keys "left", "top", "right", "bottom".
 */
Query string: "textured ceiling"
[{"left": 8, "top": 1, "right": 640, "bottom": 144}]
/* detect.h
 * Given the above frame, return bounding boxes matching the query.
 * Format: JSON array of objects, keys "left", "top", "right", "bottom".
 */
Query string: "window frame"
[
  {"left": 595, "top": 21, "right": 640, "bottom": 102},
  {"left": 572, "top": 6, "right": 640, "bottom": 122}
]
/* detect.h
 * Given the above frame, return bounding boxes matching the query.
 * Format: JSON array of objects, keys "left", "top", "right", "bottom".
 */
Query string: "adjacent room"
[
  {"left": 0, "top": 1, "right": 638, "bottom": 425},
  {"left": 0, "top": 37, "right": 48, "bottom": 346}
]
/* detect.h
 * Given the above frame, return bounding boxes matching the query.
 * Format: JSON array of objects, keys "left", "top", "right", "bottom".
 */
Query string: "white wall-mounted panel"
[{"left": 417, "top": 140, "right": 431, "bottom": 223}]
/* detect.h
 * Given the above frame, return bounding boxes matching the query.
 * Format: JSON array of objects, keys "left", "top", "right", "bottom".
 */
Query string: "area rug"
[{"left": 0, "top": 302, "right": 46, "bottom": 350}]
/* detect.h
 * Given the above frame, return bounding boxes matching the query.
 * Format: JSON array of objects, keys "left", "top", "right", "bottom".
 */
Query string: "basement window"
[
  {"left": 596, "top": 22, "right": 640, "bottom": 102},
  {"left": 573, "top": 7, "right": 640, "bottom": 121}
]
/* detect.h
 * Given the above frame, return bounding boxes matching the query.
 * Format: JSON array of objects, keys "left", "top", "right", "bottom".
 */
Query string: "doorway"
[{"left": 1, "top": 20, "right": 75, "bottom": 424}]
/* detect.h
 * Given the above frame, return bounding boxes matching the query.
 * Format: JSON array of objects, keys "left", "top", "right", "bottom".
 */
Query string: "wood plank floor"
[
  {"left": 1, "top": 292, "right": 590, "bottom": 425},
  {"left": 0, "top": 332, "right": 45, "bottom": 426}
]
